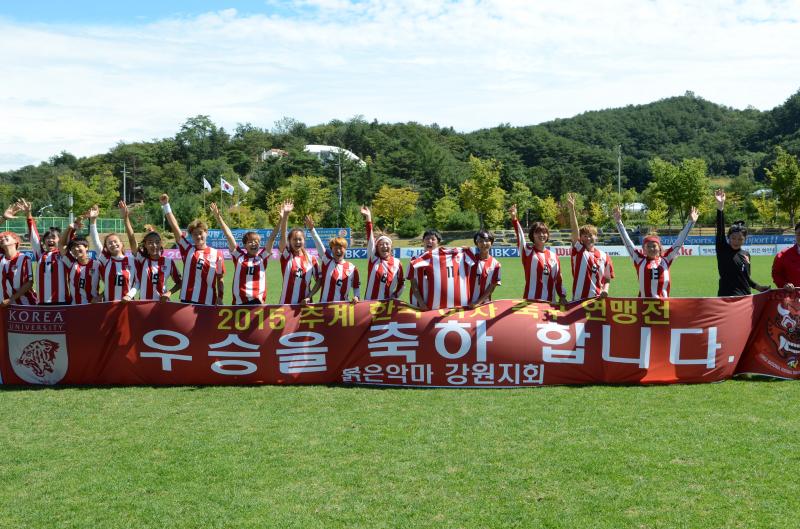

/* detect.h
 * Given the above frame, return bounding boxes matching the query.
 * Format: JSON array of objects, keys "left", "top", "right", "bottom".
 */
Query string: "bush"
[
  {"left": 397, "top": 212, "right": 428, "bottom": 238},
  {"left": 442, "top": 210, "right": 480, "bottom": 230}
]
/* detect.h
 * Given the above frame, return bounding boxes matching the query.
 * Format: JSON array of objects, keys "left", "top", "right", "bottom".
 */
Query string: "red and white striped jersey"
[
  {"left": 0, "top": 253, "right": 37, "bottom": 305},
  {"left": 570, "top": 241, "right": 614, "bottom": 301},
  {"left": 28, "top": 218, "right": 70, "bottom": 304},
  {"left": 135, "top": 254, "right": 181, "bottom": 301},
  {"left": 63, "top": 254, "right": 101, "bottom": 305},
  {"left": 98, "top": 252, "right": 139, "bottom": 301},
  {"left": 363, "top": 221, "right": 405, "bottom": 300},
  {"left": 465, "top": 249, "right": 502, "bottom": 305},
  {"left": 617, "top": 218, "right": 694, "bottom": 298},
  {"left": 316, "top": 250, "right": 360, "bottom": 302},
  {"left": 407, "top": 254, "right": 427, "bottom": 306},
  {"left": 230, "top": 246, "right": 270, "bottom": 304},
  {"left": 513, "top": 219, "right": 565, "bottom": 303},
  {"left": 279, "top": 248, "right": 318, "bottom": 305},
  {"left": 177, "top": 236, "right": 226, "bottom": 305},
  {"left": 411, "top": 248, "right": 473, "bottom": 310}
]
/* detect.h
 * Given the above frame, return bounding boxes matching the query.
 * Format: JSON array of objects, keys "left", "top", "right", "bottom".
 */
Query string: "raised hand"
[
  {"left": 612, "top": 205, "right": 622, "bottom": 222},
  {"left": 304, "top": 215, "right": 315, "bottom": 230},
  {"left": 360, "top": 205, "right": 371, "bottom": 219},
  {"left": 282, "top": 200, "right": 294, "bottom": 216},
  {"left": 566, "top": 193, "right": 576, "bottom": 209},
  {"left": 508, "top": 203, "right": 517, "bottom": 220},
  {"left": 3, "top": 202, "right": 21, "bottom": 220},
  {"left": 714, "top": 189, "right": 725, "bottom": 210},
  {"left": 689, "top": 206, "right": 699, "bottom": 222},
  {"left": 19, "top": 199, "right": 32, "bottom": 215},
  {"left": 159, "top": 194, "right": 170, "bottom": 205},
  {"left": 118, "top": 200, "right": 129, "bottom": 217},
  {"left": 210, "top": 202, "right": 221, "bottom": 218},
  {"left": 86, "top": 204, "right": 99, "bottom": 220}
]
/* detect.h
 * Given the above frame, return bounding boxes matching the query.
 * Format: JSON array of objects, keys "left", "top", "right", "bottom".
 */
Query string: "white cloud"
[{"left": 1, "top": 0, "right": 799, "bottom": 170}]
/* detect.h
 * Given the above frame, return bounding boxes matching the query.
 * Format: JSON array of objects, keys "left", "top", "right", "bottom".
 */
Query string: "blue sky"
[{"left": 1, "top": 0, "right": 800, "bottom": 171}]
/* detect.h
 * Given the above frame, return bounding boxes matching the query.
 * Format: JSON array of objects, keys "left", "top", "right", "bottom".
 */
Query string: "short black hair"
[
  {"left": 422, "top": 229, "right": 442, "bottom": 244},
  {"left": 728, "top": 220, "right": 748, "bottom": 237},
  {"left": 473, "top": 230, "right": 495, "bottom": 244}
]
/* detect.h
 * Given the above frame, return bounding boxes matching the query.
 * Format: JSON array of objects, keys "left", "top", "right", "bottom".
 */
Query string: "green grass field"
[{"left": 1, "top": 254, "right": 796, "bottom": 529}]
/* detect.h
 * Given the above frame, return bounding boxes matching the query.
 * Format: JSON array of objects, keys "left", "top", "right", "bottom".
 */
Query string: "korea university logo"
[{"left": 6, "top": 307, "right": 69, "bottom": 385}]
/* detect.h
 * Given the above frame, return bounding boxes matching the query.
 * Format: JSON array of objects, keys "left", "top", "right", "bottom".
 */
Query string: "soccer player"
[
  {"left": 567, "top": 193, "right": 614, "bottom": 300},
  {"left": 277, "top": 200, "right": 318, "bottom": 305},
  {"left": 59, "top": 215, "right": 102, "bottom": 304},
  {"left": 509, "top": 204, "right": 565, "bottom": 304},
  {"left": 613, "top": 204, "right": 699, "bottom": 298},
  {"left": 21, "top": 199, "right": 71, "bottom": 304},
  {"left": 119, "top": 200, "right": 182, "bottom": 302},
  {"left": 0, "top": 201, "right": 36, "bottom": 305},
  {"left": 772, "top": 221, "right": 800, "bottom": 292},
  {"left": 210, "top": 202, "right": 279, "bottom": 305},
  {"left": 408, "top": 229, "right": 443, "bottom": 308},
  {"left": 410, "top": 237, "right": 473, "bottom": 310},
  {"left": 304, "top": 215, "right": 360, "bottom": 303},
  {"left": 714, "top": 189, "right": 768, "bottom": 296},
  {"left": 359, "top": 206, "right": 405, "bottom": 300},
  {"left": 465, "top": 229, "right": 502, "bottom": 306},
  {"left": 161, "top": 194, "right": 226, "bottom": 305},
  {"left": 88, "top": 204, "right": 139, "bottom": 302}
]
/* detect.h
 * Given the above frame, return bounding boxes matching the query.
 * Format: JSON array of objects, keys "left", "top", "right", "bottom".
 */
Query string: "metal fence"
[{"left": 1, "top": 217, "right": 124, "bottom": 236}]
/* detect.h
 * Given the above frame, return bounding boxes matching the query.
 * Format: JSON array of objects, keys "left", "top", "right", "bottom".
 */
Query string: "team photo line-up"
[{"left": 1, "top": 189, "right": 799, "bottom": 309}]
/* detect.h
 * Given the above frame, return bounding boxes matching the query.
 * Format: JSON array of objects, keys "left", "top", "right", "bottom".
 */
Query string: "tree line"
[{"left": 2, "top": 89, "right": 800, "bottom": 235}]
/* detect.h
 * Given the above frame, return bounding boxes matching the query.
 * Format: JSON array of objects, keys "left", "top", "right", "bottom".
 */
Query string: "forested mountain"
[{"left": 2, "top": 89, "right": 799, "bottom": 232}]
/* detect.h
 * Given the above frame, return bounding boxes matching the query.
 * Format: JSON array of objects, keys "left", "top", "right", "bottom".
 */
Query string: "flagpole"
[{"left": 202, "top": 175, "right": 206, "bottom": 212}]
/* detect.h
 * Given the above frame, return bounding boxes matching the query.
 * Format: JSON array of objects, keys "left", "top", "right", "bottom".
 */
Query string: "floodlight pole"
[
  {"left": 122, "top": 161, "right": 128, "bottom": 203},
  {"left": 617, "top": 144, "right": 622, "bottom": 198},
  {"left": 337, "top": 149, "right": 343, "bottom": 225}
]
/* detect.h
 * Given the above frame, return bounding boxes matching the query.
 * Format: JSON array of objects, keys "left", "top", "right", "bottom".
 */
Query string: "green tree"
[
  {"left": 649, "top": 157, "right": 709, "bottom": 223},
  {"left": 372, "top": 185, "right": 419, "bottom": 233},
  {"left": 271, "top": 175, "right": 332, "bottom": 224},
  {"left": 752, "top": 195, "right": 779, "bottom": 227},
  {"left": 507, "top": 181, "right": 534, "bottom": 225},
  {"left": 460, "top": 155, "right": 506, "bottom": 228},
  {"left": 57, "top": 168, "right": 120, "bottom": 215},
  {"left": 531, "top": 196, "right": 559, "bottom": 227},
  {"left": 766, "top": 146, "right": 800, "bottom": 225},
  {"left": 645, "top": 198, "right": 668, "bottom": 228},
  {"left": 433, "top": 185, "right": 460, "bottom": 228}
]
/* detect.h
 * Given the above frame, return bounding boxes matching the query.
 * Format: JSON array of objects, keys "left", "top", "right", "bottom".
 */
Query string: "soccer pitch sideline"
[{"left": 1, "top": 255, "right": 797, "bottom": 529}]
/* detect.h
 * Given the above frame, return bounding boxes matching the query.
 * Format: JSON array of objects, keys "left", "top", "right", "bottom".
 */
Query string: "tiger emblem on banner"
[
  {"left": 6, "top": 307, "right": 69, "bottom": 385},
  {"left": 17, "top": 339, "right": 60, "bottom": 378},
  {"left": 767, "top": 296, "right": 800, "bottom": 368}
]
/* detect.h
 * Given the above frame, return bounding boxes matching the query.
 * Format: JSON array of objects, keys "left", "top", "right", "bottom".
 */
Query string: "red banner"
[
  {"left": 3, "top": 293, "right": 792, "bottom": 387},
  {"left": 735, "top": 290, "right": 800, "bottom": 379}
]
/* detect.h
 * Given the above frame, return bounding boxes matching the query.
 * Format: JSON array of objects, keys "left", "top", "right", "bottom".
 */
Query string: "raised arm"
[
  {"left": 160, "top": 194, "right": 183, "bottom": 243},
  {"left": 59, "top": 216, "right": 81, "bottom": 256},
  {"left": 612, "top": 206, "right": 637, "bottom": 259},
  {"left": 210, "top": 202, "right": 237, "bottom": 252},
  {"left": 304, "top": 215, "right": 326, "bottom": 256},
  {"left": 714, "top": 189, "right": 726, "bottom": 251},
  {"left": 262, "top": 203, "right": 284, "bottom": 258},
  {"left": 671, "top": 206, "right": 698, "bottom": 251},
  {"left": 277, "top": 200, "right": 293, "bottom": 254},
  {"left": 87, "top": 205, "right": 103, "bottom": 252},
  {"left": 19, "top": 200, "right": 42, "bottom": 259},
  {"left": 567, "top": 193, "right": 580, "bottom": 244},
  {"left": 361, "top": 205, "right": 375, "bottom": 260},
  {"left": 509, "top": 203, "right": 526, "bottom": 251},
  {"left": 119, "top": 201, "right": 137, "bottom": 252}
]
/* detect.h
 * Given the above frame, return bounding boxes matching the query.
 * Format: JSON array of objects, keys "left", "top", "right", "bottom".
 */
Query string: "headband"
[
  {"left": 376, "top": 235, "right": 393, "bottom": 246},
  {"left": 643, "top": 235, "right": 661, "bottom": 246}
]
